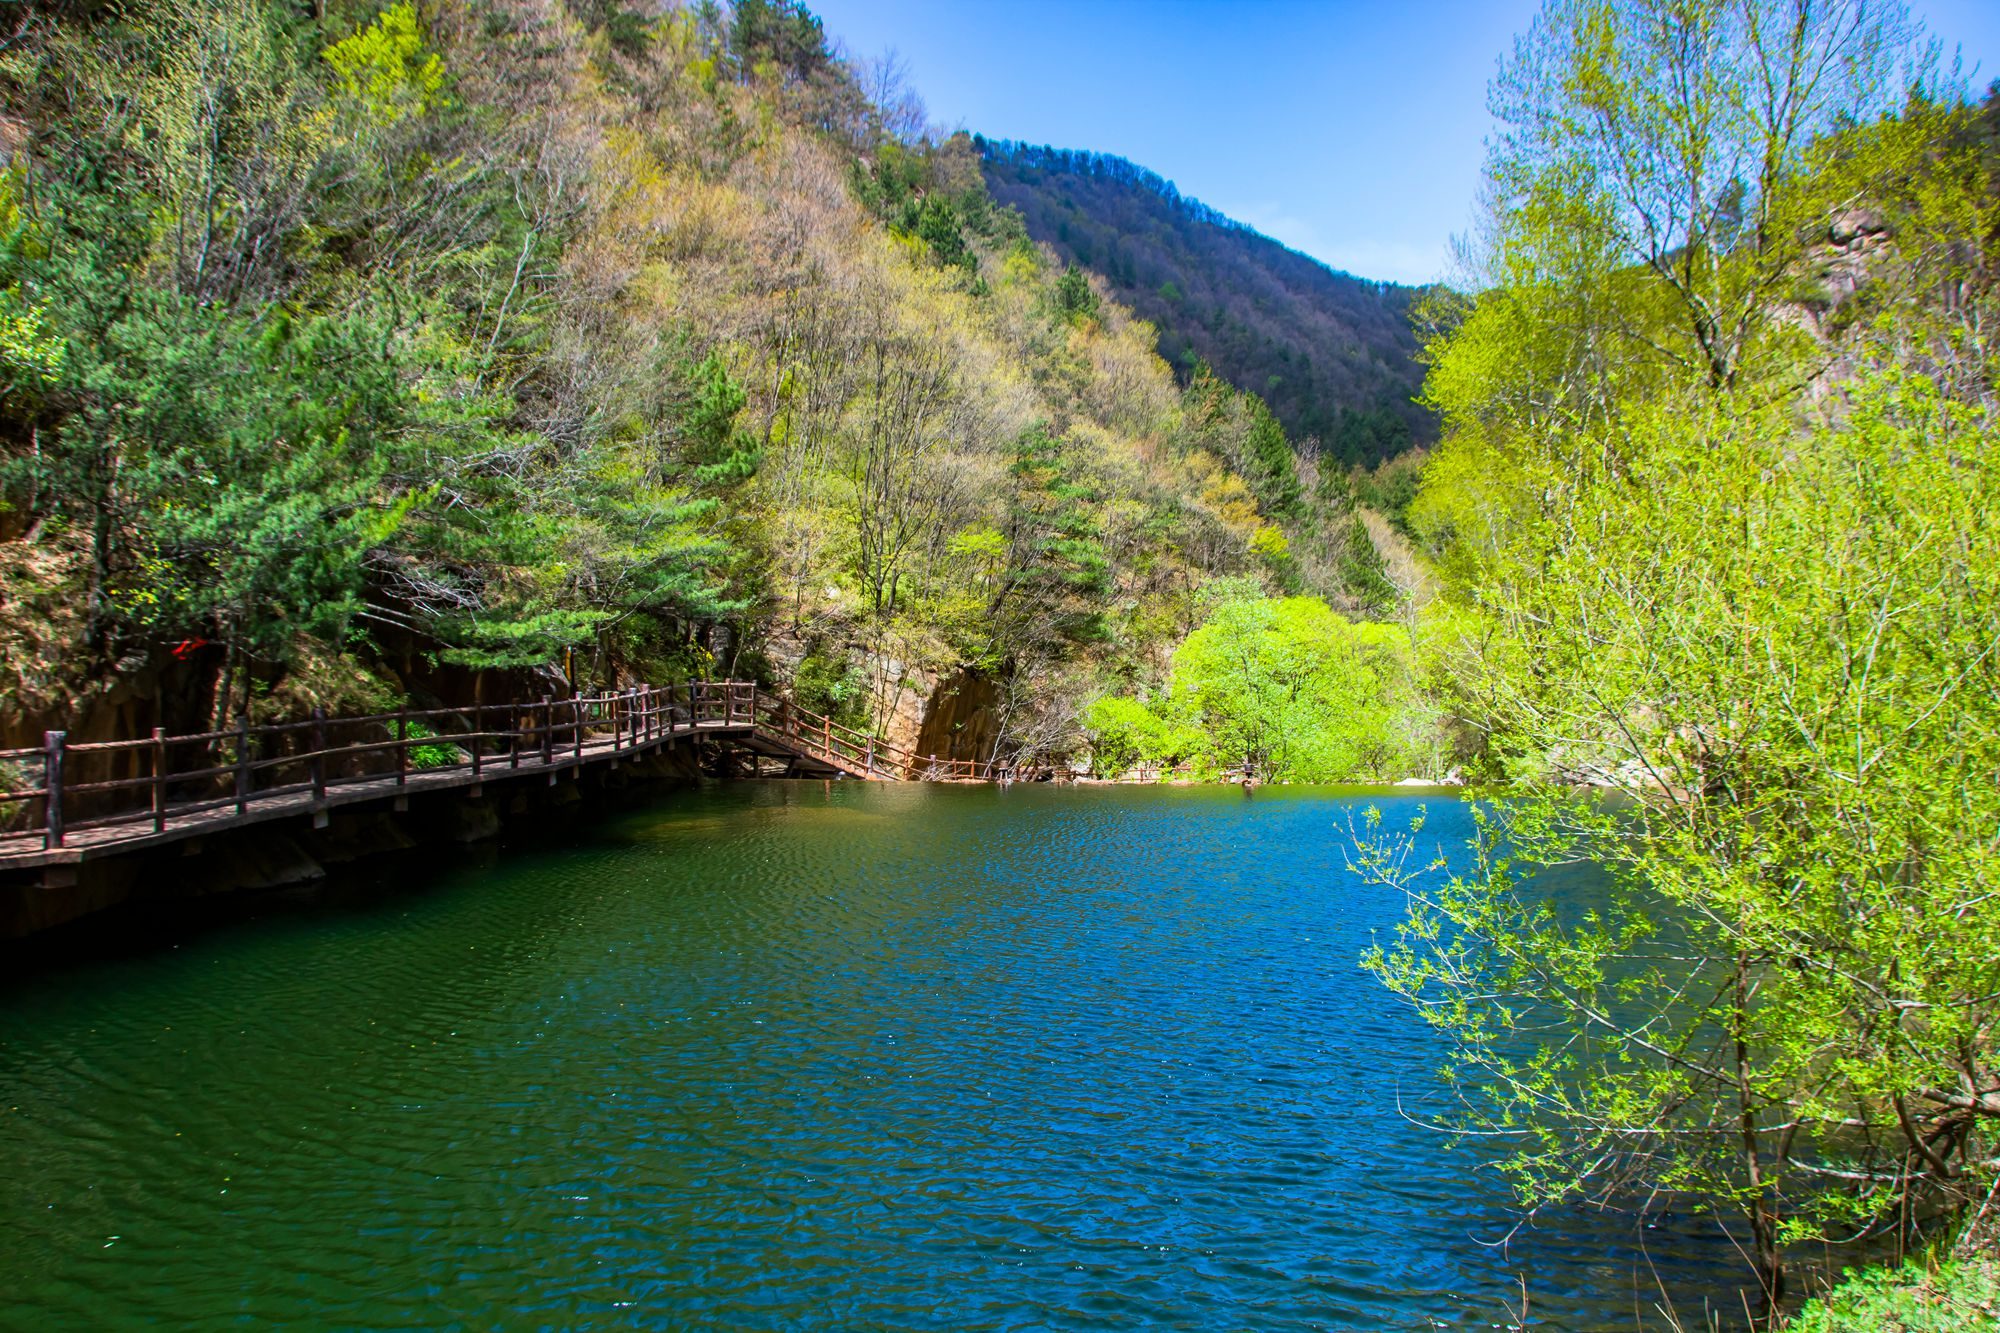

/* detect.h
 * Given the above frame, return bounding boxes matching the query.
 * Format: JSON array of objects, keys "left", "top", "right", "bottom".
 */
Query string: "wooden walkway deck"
[{"left": 0, "top": 682, "right": 1039, "bottom": 874}]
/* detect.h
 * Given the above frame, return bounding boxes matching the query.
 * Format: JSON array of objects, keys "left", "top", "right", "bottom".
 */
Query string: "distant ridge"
[{"left": 977, "top": 140, "right": 1434, "bottom": 465}]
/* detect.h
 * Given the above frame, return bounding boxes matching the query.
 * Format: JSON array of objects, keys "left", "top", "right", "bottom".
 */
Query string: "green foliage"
[
  {"left": 1240, "top": 397, "right": 1303, "bottom": 522},
  {"left": 678, "top": 351, "right": 763, "bottom": 489},
  {"left": 1352, "top": 451, "right": 1424, "bottom": 533},
  {"left": 726, "top": 0, "right": 831, "bottom": 83},
  {"left": 1080, "top": 695, "right": 1178, "bottom": 776},
  {"left": 1788, "top": 1258, "right": 1999, "bottom": 1332},
  {"left": 322, "top": 2, "right": 445, "bottom": 125},
  {"left": 790, "top": 642, "right": 869, "bottom": 728},
  {"left": 401, "top": 718, "right": 465, "bottom": 770},
  {"left": 1086, "top": 596, "right": 1428, "bottom": 782},
  {"left": 1378, "top": 377, "right": 2000, "bottom": 1259},
  {"left": 1374, "top": 0, "right": 2000, "bottom": 1304},
  {"left": 999, "top": 426, "right": 1114, "bottom": 648},
  {"left": 0, "top": 169, "right": 442, "bottom": 656},
  {"left": 1054, "top": 264, "right": 1098, "bottom": 323},
  {"left": 1332, "top": 515, "right": 1395, "bottom": 613},
  {"left": 914, "top": 196, "right": 975, "bottom": 274}
]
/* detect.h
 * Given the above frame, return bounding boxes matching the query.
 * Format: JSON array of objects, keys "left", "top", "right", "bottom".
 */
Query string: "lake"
[{"left": 0, "top": 782, "right": 1760, "bottom": 1329}]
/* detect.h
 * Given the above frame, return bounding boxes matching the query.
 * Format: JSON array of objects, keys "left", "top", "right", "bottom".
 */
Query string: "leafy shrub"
[
  {"left": 401, "top": 719, "right": 466, "bottom": 770},
  {"left": 792, "top": 645, "right": 870, "bottom": 729},
  {"left": 1088, "top": 596, "right": 1431, "bottom": 783},
  {"left": 0, "top": 756, "right": 40, "bottom": 832},
  {"left": 1788, "top": 1257, "right": 1999, "bottom": 1332},
  {"left": 1081, "top": 696, "right": 1167, "bottom": 777}
]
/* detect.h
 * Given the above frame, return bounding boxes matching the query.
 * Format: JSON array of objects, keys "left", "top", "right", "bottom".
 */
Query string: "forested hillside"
[
  {"left": 979, "top": 141, "right": 1434, "bottom": 464},
  {"left": 0, "top": 0, "right": 1402, "bottom": 765}
]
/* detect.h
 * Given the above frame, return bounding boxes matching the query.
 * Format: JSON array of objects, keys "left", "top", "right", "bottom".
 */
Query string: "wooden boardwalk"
[{"left": 0, "top": 682, "right": 1039, "bottom": 875}]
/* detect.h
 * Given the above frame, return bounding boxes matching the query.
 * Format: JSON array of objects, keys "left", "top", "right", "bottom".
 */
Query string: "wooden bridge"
[{"left": 0, "top": 682, "right": 1037, "bottom": 875}]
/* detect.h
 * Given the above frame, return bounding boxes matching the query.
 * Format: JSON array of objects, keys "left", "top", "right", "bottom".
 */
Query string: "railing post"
[
  {"left": 510, "top": 705, "right": 522, "bottom": 769},
  {"left": 310, "top": 708, "right": 327, "bottom": 808},
  {"left": 865, "top": 736, "right": 875, "bottom": 776},
  {"left": 234, "top": 714, "right": 251, "bottom": 815},
  {"left": 151, "top": 726, "right": 167, "bottom": 834},
  {"left": 541, "top": 695, "right": 554, "bottom": 767},
  {"left": 471, "top": 703, "right": 483, "bottom": 780},
  {"left": 42, "top": 730, "right": 64, "bottom": 850},
  {"left": 571, "top": 694, "right": 583, "bottom": 767},
  {"left": 395, "top": 709, "right": 408, "bottom": 789}
]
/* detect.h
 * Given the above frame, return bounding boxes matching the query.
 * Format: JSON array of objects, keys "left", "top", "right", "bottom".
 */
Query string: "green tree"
[
  {"left": 1240, "top": 397, "right": 1303, "bottom": 523},
  {"left": 1086, "top": 596, "right": 1427, "bottom": 782},
  {"left": 1362, "top": 377, "right": 2000, "bottom": 1318},
  {"left": 1371, "top": 2, "right": 2000, "bottom": 1315},
  {"left": 1487, "top": 0, "right": 1912, "bottom": 391},
  {"left": 1055, "top": 264, "right": 1099, "bottom": 322},
  {"left": 914, "top": 196, "right": 975, "bottom": 274}
]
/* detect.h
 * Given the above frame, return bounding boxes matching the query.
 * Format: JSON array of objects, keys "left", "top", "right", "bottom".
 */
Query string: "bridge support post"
[
  {"left": 151, "top": 726, "right": 167, "bottom": 834},
  {"left": 234, "top": 715, "right": 251, "bottom": 815},
  {"left": 310, "top": 708, "right": 328, "bottom": 820},
  {"left": 42, "top": 730, "right": 64, "bottom": 850}
]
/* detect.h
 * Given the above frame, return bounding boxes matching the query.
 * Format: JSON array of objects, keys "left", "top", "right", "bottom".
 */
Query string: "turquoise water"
[{"left": 0, "top": 782, "right": 1756, "bottom": 1329}]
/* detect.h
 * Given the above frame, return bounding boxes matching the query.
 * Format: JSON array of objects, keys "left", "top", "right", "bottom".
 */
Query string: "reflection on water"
[{"left": 0, "top": 782, "right": 1761, "bottom": 1329}]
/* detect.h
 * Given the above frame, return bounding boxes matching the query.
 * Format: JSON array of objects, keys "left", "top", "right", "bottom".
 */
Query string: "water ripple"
[{"left": 0, "top": 783, "right": 1763, "bottom": 1329}]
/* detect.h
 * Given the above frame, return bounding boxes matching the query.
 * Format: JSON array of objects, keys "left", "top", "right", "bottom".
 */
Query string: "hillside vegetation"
[
  {"left": 1351, "top": 0, "right": 2000, "bottom": 1318},
  {"left": 979, "top": 141, "right": 1434, "bottom": 465},
  {"left": 0, "top": 0, "right": 1398, "bottom": 761}
]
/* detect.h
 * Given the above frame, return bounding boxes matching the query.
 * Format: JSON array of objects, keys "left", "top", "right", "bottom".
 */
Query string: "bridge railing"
[
  {"left": 0, "top": 682, "right": 770, "bottom": 853},
  {"left": 0, "top": 679, "right": 1055, "bottom": 856},
  {"left": 745, "top": 689, "right": 1057, "bottom": 784}
]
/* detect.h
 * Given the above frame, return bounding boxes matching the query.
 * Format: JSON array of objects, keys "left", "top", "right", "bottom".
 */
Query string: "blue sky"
[{"left": 810, "top": 0, "right": 2000, "bottom": 286}]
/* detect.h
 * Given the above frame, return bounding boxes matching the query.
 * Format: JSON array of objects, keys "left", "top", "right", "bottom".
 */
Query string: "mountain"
[
  {"left": 977, "top": 141, "right": 1435, "bottom": 466},
  {"left": 0, "top": 0, "right": 1356, "bottom": 764}
]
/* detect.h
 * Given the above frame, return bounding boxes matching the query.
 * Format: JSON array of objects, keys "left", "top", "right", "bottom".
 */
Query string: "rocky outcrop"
[
  {"left": 866, "top": 652, "right": 937, "bottom": 756},
  {"left": 915, "top": 669, "right": 1005, "bottom": 764}
]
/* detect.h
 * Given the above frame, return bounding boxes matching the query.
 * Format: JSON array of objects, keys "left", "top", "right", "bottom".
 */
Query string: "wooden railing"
[
  {"left": 0, "top": 681, "right": 1052, "bottom": 858},
  {"left": 744, "top": 687, "right": 1053, "bottom": 784}
]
